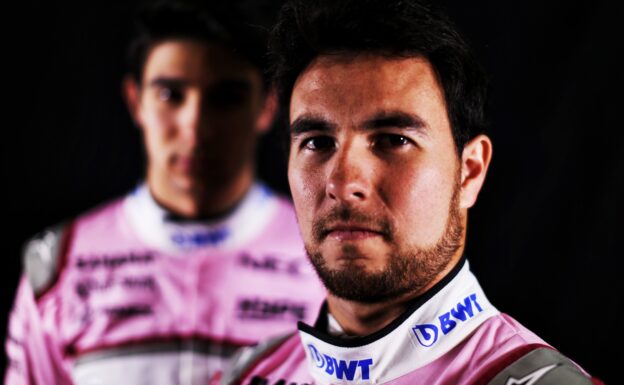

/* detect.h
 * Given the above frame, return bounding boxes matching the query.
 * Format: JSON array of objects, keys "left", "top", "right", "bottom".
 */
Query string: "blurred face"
[
  {"left": 135, "top": 39, "right": 266, "bottom": 195},
  {"left": 288, "top": 55, "right": 464, "bottom": 303}
]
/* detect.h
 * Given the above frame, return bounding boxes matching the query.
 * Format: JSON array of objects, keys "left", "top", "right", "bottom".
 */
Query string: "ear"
[
  {"left": 122, "top": 75, "right": 143, "bottom": 128},
  {"left": 459, "top": 134, "right": 493, "bottom": 209},
  {"left": 255, "top": 87, "right": 278, "bottom": 134}
]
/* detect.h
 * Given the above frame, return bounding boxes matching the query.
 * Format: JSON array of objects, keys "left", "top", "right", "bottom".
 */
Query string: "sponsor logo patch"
[
  {"left": 75, "top": 252, "right": 154, "bottom": 270},
  {"left": 171, "top": 227, "right": 229, "bottom": 247},
  {"left": 104, "top": 304, "right": 153, "bottom": 319},
  {"left": 75, "top": 275, "right": 156, "bottom": 299},
  {"left": 238, "top": 253, "right": 302, "bottom": 276},
  {"left": 505, "top": 364, "right": 559, "bottom": 385},
  {"left": 237, "top": 298, "right": 306, "bottom": 321},
  {"left": 307, "top": 344, "right": 373, "bottom": 381},
  {"left": 412, "top": 293, "right": 483, "bottom": 347}
]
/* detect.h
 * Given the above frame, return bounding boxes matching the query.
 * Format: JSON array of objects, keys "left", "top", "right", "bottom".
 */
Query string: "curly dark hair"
[{"left": 269, "top": 0, "right": 488, "bottom": 153}]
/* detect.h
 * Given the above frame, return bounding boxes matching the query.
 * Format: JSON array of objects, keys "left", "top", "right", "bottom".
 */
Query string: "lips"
[
  {"left": 312, "top": 207, "right": 393, "bottom": 243},
  {"left": 176, "top": 157, "right": 195, "bottom": 172},
  {"left": 174, "top": 154, "right": 207, "bottom": 173},
  {"left": 324, "top": 224, "right": 385, "bottom": 241}
]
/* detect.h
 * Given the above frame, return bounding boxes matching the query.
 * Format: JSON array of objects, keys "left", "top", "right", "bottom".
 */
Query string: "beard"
[{"left": 306, "top": 181, "right": 464, "bottom": 304}]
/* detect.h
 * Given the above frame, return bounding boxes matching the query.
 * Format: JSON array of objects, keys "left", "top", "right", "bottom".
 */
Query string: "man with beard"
[
  {"left": 219, "top": 0, "right": 600, "bottom": 384},
  {"left": 4, "top": 1, "right": 325, "bottom": 384}
]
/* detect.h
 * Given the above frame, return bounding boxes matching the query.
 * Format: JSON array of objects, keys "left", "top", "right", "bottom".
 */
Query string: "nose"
[
  {"left": 326, "top": 140, "right": 372, "bottom": 203},
  {"left": 178, "top": 95, "right": 207, "bottom": 148}
]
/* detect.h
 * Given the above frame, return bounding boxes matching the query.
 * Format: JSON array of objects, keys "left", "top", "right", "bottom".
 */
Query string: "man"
[
  {"left": 221, "top": 1, "right": 601, "bottom": 384},
  {"left": 4, "top": 1, "right": 324, "bottom": 384}
]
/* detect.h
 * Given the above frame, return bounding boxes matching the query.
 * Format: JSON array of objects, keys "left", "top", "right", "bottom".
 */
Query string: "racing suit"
[
  {"left": 4, "top": 183, "right": 326, "bottom": 385},
  {"left": 221, "top": 258, "right": 599, "bottom": 385}
]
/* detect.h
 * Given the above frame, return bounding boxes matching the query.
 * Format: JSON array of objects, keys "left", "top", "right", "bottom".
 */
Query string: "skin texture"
[
  {"left": 125, "top": 39, "right": 275, "bottom": 218},
  {"left": 288, "top": 54, "right": 492, "bottom": 336}
]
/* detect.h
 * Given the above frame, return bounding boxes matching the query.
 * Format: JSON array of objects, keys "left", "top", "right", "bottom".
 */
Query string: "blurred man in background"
[{"left": 4, "top": 1, "right": 324, "bottom": 384}]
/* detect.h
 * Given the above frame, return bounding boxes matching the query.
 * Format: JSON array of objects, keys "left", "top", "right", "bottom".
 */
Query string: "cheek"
[
  {"left": 143, "top": 129, "right": 167, "bottom": 167},
  {"left": 210, "top": 116, "right": 255, "bottom": 144},
  {"left": 288, "top": 158, "right": 325, "bottom": 233},
  {"left": 211, "top": 93, "right": 261, "bottom": 129},
  {"left": 386, "top": 165, "right": 454, "bottom": 245},
  {"left": 141, "top": 107, "right": 174, "bottom": 137},
  {"left": 141, "top": 114, "right": 175, "bottom": 165}
]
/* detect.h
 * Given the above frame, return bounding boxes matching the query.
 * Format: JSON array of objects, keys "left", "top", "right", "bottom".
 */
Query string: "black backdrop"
[{"left": 2, "top": 1, "right": 620, "bottom": 383}]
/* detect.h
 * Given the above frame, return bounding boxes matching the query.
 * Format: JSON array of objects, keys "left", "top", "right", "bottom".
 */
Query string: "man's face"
[
  {"left": 288, "top": 55, "right": 465, "bottom": 303},
  {"left": 134, "top": 39, "right": 266, "bottom": 195}
]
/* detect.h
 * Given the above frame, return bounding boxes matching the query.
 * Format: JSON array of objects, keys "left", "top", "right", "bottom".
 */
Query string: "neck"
[
  {"left": 147, "top": 164, "right": 254, "bottom": 219},
  {"left": 326, "top": 250, "right": 464, "bottom": 337}
]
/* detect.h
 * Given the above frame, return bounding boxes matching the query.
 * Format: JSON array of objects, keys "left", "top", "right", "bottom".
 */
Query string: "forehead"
[
  {"left": 142, "top": 39, "right": 261, "bottom": 85},
  {"left": 290, "top": 54, "right": 448, "bottom": 127}
]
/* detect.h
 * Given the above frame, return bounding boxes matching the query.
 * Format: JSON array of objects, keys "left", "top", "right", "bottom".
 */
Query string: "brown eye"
[
  {"left": 375, "top": 134, "right": 411, "bottom": 149},
  {"left": 303, "top": 136, "right": 335, "bottom": 151}
]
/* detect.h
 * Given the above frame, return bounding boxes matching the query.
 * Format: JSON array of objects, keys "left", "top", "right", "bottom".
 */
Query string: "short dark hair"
[
  {"left": 127, "top": 0, "right": 281, "bottom": 88},
  {"left": 269, "top": 0, "right": 488, "bottom": 153}
]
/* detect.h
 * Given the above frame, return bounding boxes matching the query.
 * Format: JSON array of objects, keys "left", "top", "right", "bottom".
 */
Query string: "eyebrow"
[
  {"left": 363, "top": 111, "right": 428, "bottom": 134},
  {"left": 147, "top": 77, "right": 252, "bottom": 91},
  {"left": 148, "top": 77, "right": 190, "bottom": 89},
  {"left": 290, "top": 115, "right": 337, "bottom": 136},
  {"left": 290, "top": 110, "right": 429, "bottom": 136}
]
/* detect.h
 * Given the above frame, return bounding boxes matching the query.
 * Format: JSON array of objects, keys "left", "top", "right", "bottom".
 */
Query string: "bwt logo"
[
  {"left": 171, "top": 228, "right": 229, "bottom": 247},
  {"left": 307, "top": 344, "right": 373, "bottom": 381},
  {"left": 412, "top": 293, "right": 483, "bottom": 347}
]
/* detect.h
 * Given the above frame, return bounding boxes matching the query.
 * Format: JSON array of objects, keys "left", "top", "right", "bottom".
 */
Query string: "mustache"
[{"left": 311, "top": 206, "right": 394, "bottom": 242}]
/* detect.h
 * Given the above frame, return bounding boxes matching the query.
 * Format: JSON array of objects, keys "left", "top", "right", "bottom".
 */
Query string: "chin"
[
  {"left": 170, "top": 175, "right": 203, "bottom": 194},
  {"left": 323, "top": 244, "right": 386, "bottom": 268}
]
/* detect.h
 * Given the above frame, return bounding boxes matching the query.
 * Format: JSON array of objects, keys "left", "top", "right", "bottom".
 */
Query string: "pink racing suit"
[
  {"left": 4, "top": 183, "right": 326, "bottom": 385},
  {"left": 222, "top": 258, "right": 598, "bottom": 385}
]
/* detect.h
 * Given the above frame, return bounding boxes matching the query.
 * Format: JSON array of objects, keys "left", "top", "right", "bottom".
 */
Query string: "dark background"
[{"left": 2, "top": 1, "right": 620, "bottom": 383}]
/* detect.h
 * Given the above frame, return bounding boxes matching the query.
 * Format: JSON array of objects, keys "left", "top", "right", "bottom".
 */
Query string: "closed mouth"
[{"left": 324, "top": 224, "right": 385, "bottom": 240}]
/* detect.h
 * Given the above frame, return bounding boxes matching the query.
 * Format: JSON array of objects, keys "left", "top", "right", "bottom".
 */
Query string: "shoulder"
[
  {"left": 72, "top": 195, "right": 127, "bottom": 234},
  {"left": 468, "top": 314, "right": 598, "bottom": 385},
  {"left": 220, "top": 332, "right": 299, "bottom": 385},
  {"left": 459, "top": 312, "right": 549, "bottom": 361},
  {"left": 22, "top": 221, "right": 74, "bottom": 297},
  {"left": 481, "top": 347, "right": 598, "bottom": 385},
  {"left": 248, "top": 184, "right": 303, "bottom": 248},
  {"left": 257, "top": 183, "right": 297, "bottom": 218},
  {"left": 22, "top": 195, "right": 127, "bottom": 297}
]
